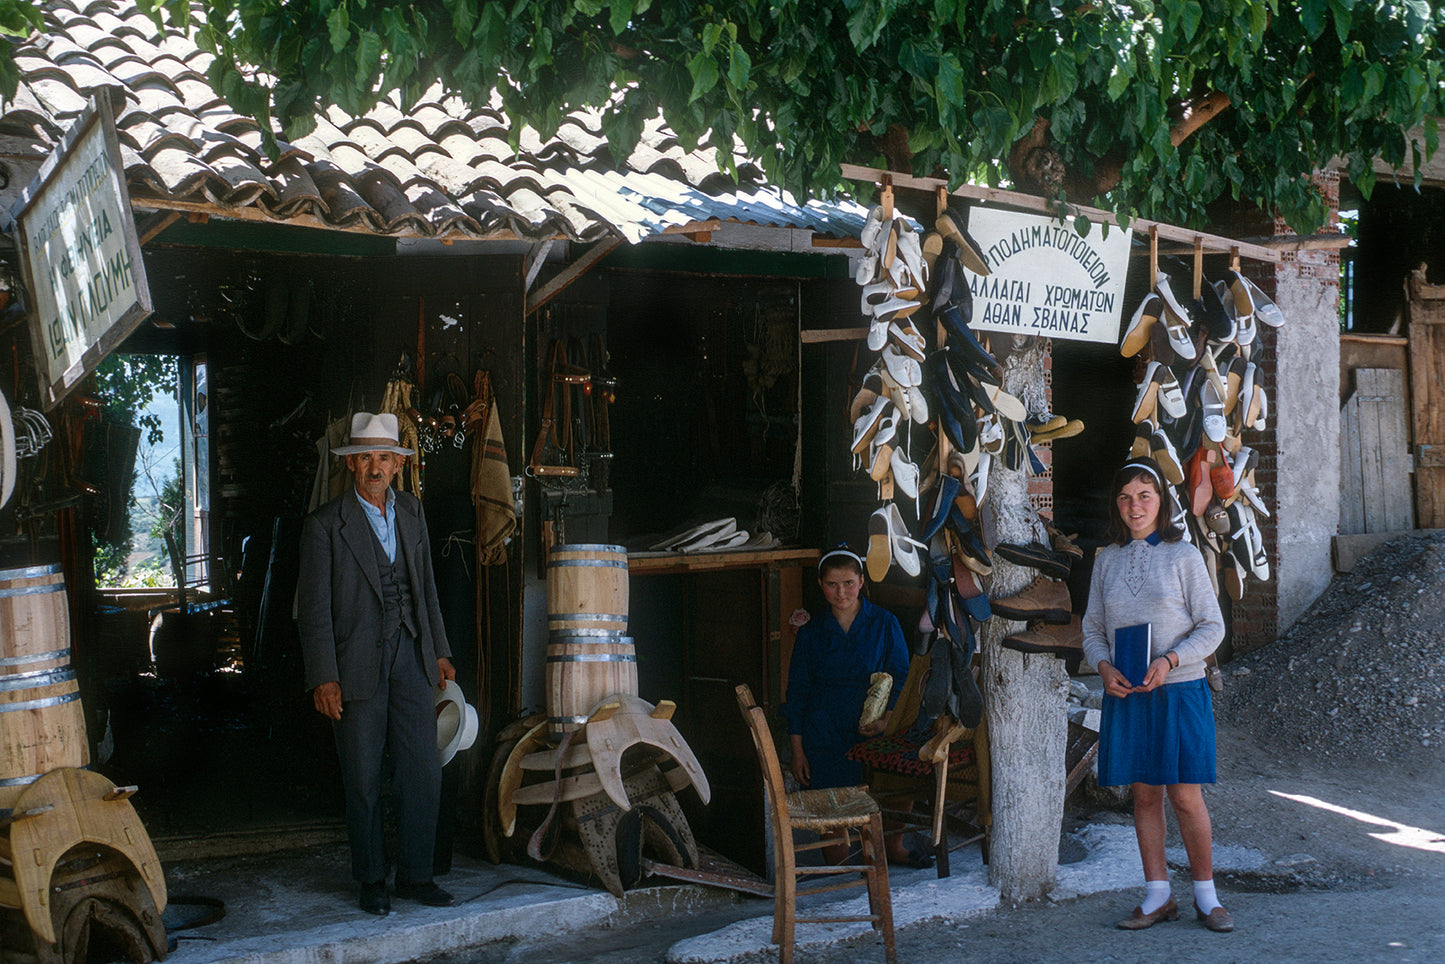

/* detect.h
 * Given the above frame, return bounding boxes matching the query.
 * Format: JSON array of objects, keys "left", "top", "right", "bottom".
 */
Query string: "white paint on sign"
[
  {"left": 965, "top": 207, "right": 1132, "bottom": 345},
  {"left": 10, "top": 97, "right": 152, "bottom": 409}
]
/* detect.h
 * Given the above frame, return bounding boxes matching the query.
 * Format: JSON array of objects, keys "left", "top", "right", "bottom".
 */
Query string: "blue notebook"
[{"left": 1114, "top": 623, "right": 1152, "bottom": 687}]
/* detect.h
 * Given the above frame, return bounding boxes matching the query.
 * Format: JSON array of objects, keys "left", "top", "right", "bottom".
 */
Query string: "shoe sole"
[{"left": 989, "top": 603, "right": 1071, "bottom": 624}]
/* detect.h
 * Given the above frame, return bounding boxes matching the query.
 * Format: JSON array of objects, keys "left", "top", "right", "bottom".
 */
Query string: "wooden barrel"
[
  {"left": 546, "top": 544, "right": 629, "bottom": 633},
  {"left": 0, "top": 564, "right": 89, "bottom": 809},
  {"left": 545, "top": 630, "right": 637, "bottom": 741}
]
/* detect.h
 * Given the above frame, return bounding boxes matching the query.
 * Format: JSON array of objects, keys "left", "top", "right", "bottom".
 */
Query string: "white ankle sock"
[
  {"left": 1193, "top": 878, "right": 1221, "bottom": 914},
  {"left": 1140, "top": 879, "right": 1172, "bottom": 914}
]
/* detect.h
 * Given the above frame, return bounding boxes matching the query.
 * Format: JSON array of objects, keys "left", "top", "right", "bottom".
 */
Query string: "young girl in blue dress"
[
  {"left": 783, "top": 546, "right": 911, "bottom": 863},
  {"left": 1081, "top": 457, "right": 1234, "bottom": 933}
]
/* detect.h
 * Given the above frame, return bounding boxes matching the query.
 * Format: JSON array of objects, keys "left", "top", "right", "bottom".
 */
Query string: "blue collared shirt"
[{"left": 355, "top": 486, "right": 397, "bottom": 562}]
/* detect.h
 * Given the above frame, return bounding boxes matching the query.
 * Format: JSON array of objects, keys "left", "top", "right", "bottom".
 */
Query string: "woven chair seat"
[
  {"left": 847, "top": 735, "right": 975, "bottom": 778},
  {"left": 784, "top": 785, "right": 880, "bottom": 832}
]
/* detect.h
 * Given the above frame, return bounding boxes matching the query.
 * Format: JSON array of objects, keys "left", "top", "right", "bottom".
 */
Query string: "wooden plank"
[
  {"left": 1351, "top": 369, "right": 1414, "bottom": 533},
  {"left": 1408, "top": 296, "right": 1445, "bottom": 524},
  {"left": 1333, "top": 529, "right": 1445, "bottom": 572},
  {"left": 837, "top": 163, "right": 1282, "bottom": 263},
  {"left": 1356, "top": 369, "right": 1390, "bottom": 533},
  {"left": 626, "top": 548, "right": 819, "bottom": 574},
  {"left": 525, "top": 236, "right": 625, "bottom": 315},
  {"left": 1339, "top": 392, "right": 1365, "bottom": 535},
  {"left": 800, "top": 327, "right": 869, "bottom": 344}
]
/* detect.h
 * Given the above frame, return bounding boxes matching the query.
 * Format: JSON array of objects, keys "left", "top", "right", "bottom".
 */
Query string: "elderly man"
[{"left": 298, "top": 412, "right": 456, "bottom": 915}]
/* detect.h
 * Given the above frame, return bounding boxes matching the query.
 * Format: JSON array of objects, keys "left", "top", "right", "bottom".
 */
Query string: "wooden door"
[{"left": 1339, "top": 368, "right": 1413, "bottom": 534}]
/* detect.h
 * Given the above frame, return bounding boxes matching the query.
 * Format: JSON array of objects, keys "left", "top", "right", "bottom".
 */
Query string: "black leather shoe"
[
  {"left": 395, "top": 880, "right": 455, "bottom": 907},
  {"left": 359, "top": 880, "right": 389, "bottom": 916}
]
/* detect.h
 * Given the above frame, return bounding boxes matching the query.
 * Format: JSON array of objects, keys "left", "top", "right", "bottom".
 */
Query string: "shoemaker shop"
[{"left": 0, "top": 4, "right": 1360, "bottom": 956}]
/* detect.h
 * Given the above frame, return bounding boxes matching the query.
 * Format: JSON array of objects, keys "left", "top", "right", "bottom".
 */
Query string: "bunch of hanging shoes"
[
  {"left": 1121, "top": 264, "right": 1284, "bottom": 600},
  {"left": 852, "top": 205, "right": 934, "bottom": 580}
]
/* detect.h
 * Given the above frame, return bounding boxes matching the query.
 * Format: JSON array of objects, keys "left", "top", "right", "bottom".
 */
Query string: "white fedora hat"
[
  {"left": 331, "top": 412, "right": 414, "bottom": 457},
  {"left": 435, "top": 680, "right": 479, "bottom": 765}
]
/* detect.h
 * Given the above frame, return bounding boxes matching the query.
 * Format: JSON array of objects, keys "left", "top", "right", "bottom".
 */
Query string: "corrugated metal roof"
[{"left": 0, "top": 1, "right": 869, "bottom": 246}]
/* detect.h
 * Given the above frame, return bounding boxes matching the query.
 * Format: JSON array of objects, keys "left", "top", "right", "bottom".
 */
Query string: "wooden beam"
[
  {"left": 525, "top": 235, "right": 624, "bottom": 315},
  {"left": 662, "top": 219, "right": 724, "bottom": 235},
  {"left": 135, "top": 210, "right": 180, "bottom": 245},
  {"left": 838, "top": 163, "right": 1282, "bottom": 263},
  {"left": 800, "top": 327, "right": 868, "bottom": 344},
  {"left": 128, "top": 194, "right": 523, "bottom": 242},
  {"left": 523, "top": 238, "right": 557, "bottom": 293}
]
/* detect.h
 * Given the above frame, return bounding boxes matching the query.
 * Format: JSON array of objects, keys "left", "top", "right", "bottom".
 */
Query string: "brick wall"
[{"left": 1223, "top": 171, "right": 1341, "bottom": 656}]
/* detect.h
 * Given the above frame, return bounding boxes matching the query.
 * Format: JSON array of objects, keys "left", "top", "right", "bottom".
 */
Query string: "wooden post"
[{"left": 979, "top": 337, "right": 1066, "bottom": 901}]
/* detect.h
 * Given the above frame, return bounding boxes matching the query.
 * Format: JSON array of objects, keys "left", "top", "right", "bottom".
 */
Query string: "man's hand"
[
  {"left": 438, "top": 657, "right": 456, "bottom": 683},
  {"left": 313, "top": 681, "right": 343, "bottom": 720}
]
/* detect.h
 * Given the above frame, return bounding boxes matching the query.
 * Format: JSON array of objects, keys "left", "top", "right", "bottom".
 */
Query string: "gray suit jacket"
[{"left": 297, "top": 488, "right": 453, "bottom": 701}]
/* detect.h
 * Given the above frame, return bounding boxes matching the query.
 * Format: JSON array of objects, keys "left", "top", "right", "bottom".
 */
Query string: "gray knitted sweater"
[{"left": 1081, "top": 536, "right": 1224, "bottom": 683}]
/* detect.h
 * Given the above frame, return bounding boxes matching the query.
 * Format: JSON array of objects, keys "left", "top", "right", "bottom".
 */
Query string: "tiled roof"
[{"left": 0, "top": 1, "right": 868, "bottom": 245}]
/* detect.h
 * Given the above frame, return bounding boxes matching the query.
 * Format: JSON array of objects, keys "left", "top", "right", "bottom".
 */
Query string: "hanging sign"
[
  {"left": 964, "top": 207, "right": 1131, "bottom": 345},
  {"left": 7, "top": 96, "right": 152, "bottom": 410}
]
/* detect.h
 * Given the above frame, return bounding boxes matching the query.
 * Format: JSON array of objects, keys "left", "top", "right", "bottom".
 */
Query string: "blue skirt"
[{"left": 1097, "top": 677, "right": 1216, "bottom": 787}]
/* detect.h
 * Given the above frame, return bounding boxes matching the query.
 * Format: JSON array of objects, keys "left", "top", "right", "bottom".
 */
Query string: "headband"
[
  {"left": 818, "top": 546, "right": 865, "bottom": 576},
  {"left": 1122, "top": 458, "right": 1163, "bottom": 486}
]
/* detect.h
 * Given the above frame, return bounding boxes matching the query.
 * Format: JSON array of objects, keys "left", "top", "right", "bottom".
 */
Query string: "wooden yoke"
[{"left": 7, "top": 768, "right": 165, "bottom": 946}]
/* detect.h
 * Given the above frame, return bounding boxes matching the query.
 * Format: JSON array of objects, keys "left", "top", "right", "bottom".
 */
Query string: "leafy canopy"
[{"left": 23, "top": 2, "right": 1445, "bottom": 231}]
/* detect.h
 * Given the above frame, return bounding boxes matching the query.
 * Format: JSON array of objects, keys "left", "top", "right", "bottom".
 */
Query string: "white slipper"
[
  {"left": 0, "top": 385, "right": 15, "bottom": 510},
  {"left": 860, "top": 206, "right": 887, "bottom": 252},
  {"left": 886, "top": 502, "right": 926, "bottom": 577},
  {"left": 889, "top": 322, "right": 927, "bottom": 362},
  {"left": 891, "top": 447, "right": 920, "bottom": 501},
  {"left": 866, "top": 507, "right": 893, "bottom": 582},
  {"left": 880, "top": 344, "right": 922, "bottom": 388}
]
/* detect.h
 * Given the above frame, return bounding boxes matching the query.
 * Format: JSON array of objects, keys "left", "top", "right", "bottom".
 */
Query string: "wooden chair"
[
  {"left": 846, "top": 653, "right": 992, "bottom": 878},
  {"left": 734, "top": 684, "right": 896, "bottom": 964}
]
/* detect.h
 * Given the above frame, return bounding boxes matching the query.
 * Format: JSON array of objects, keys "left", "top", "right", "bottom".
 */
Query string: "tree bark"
[{"left": 980, "top": 336, "right": 1069, "bottom": 902}]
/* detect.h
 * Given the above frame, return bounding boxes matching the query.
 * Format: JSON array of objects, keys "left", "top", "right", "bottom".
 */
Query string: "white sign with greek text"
[
  {"left": 10, "top": 97, "right": 151, "bottom": 409},
  {"left": 964, "top": 207, "right": 1131, "bottom": 345}
]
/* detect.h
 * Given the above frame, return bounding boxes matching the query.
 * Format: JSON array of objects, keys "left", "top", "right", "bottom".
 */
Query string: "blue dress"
[{"left": 782, "top": 598, "right": 911, "bottom": 788}]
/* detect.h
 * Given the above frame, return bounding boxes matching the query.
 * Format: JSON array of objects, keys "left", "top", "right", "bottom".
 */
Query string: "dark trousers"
[{"left": 332, "top": 626, "right": 441, "bottom": 885}]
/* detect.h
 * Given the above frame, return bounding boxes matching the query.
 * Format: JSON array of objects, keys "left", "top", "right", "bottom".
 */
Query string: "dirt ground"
[
  {"left": 426, "top": 537, "right": 1445, "bottom": 963},
  {"left": 423, "top": 710, "right": 1444, "bottom": 963}
]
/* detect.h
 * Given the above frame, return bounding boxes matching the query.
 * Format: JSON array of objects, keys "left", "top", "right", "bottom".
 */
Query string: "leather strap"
[{"left": 528, "top": 341, "right": 579, "bottom": 478}]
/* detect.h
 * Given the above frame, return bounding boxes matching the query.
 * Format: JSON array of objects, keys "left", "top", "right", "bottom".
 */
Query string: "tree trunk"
[{"left": 980, "top": 336, "right": 1068, "bottom": 902}]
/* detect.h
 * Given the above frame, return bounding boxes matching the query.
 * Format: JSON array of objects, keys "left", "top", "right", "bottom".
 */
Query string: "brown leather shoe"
[
  {"left": 989, "top": 575, "right": 1071, "bottom": 624},
  {"left": 1196, "top": 902, "right": 1235, "bottom": 932},
  {"left": 1001, "top": 615, "right": 1083, "bottom": 658},
  {"left": 1116, "top": 897, "right": 1178, "bottom": 930}
]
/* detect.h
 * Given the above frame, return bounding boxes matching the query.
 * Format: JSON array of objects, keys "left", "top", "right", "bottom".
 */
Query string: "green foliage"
[
  {"left": 12, "top": 2, "right": 1445, "bottom": 231},
  {"left": 91, "top": 353, "right": 176, "bottom": 447}
]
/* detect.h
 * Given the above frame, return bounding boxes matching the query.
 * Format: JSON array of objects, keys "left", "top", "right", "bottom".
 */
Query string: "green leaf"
[
  {"left": 328, "top": 4, "right": 350, "bottom": 54},
  {"left": 1179, "top": 1, "right": 1203, "bottom": 42},
  {"left": 610, "top": 0, "right": 634, "bottom": 35},
  {"left": 728, "top": 44, "right": 751, "bottom": 93},
  {"left": 687, "top": 50, "right": 719, "bottom": 103},
  {"left": 354, "top": 31, "right": 382, "bottom": 88}
]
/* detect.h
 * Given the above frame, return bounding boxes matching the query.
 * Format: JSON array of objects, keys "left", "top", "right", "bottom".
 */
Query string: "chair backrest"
[{"left": 734, "top": 683, "right": 790, "bottom": 832}]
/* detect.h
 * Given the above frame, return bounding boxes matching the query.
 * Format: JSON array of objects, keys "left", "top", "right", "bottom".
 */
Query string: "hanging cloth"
[
  {"left": 467, "top": 371, "right": 515, "bottom": 565},
  {"left": 308, "top": 414, "right": 353, "bottom": 511}
]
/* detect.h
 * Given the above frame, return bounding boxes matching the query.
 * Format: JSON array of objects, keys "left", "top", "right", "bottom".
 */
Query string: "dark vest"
[{"left": 371, "top": 525, "right": 418, "bottom": 640}]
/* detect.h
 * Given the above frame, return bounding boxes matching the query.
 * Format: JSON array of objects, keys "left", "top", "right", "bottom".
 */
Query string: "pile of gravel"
[{"left": 1217, "top": 533, "right": 1445, "bottom": 770}]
